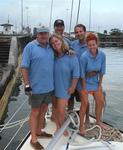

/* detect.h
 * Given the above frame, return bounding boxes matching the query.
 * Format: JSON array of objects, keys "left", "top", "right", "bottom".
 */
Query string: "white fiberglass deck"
[{"left": 20, "top": 118, "right": 123, "bottom": 150}]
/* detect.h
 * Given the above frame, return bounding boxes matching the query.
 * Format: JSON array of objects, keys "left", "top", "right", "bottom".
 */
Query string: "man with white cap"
[{"left": 21, "top": 26, "right": 53, "bottom": 149}]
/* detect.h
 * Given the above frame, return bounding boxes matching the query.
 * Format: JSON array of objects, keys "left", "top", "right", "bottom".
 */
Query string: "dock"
[{"left": 0, "top": 35, "right": 31, "bottom": 120}]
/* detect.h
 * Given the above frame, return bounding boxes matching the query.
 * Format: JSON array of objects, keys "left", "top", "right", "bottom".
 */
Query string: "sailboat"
[
  {"left": 17, "top": 104, "right": 123, "bottom": 150},
  {"left": 17, "top": 0, "right": 123, "bottom": 149}
]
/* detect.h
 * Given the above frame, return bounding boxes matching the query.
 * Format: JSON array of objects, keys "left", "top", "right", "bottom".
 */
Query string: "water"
[
  {"left": 91, "top": 47, "right": 123, "bottom": 130},
  {"left": 0, "top": 47, "right": 123, "bottom": 149},
  {"left": 0, "top": 77, "right": 30, "bottom": 150},
  {"left": 103, "top": 47, "right": 123, "bottom": 91}
]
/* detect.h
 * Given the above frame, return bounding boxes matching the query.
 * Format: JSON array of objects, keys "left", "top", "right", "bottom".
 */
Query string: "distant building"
[{"left": 0, "top": 21, "right": 13, "bottom": 35}]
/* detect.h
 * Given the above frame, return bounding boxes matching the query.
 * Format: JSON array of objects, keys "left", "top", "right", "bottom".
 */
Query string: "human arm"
[
  {"left": 68, "top": 56, "right": 80, "bottom": 95},
  {"left": 66, "top": 49, "right": 75, "bottom": 55},
  {"left": 21, "top": 68, "right": 32, "bottom": 95},
  {"left": 80, "top": 54, "right": 87, "bottom": 92},
  {"left": 98, "top": 52, "right": 106, "bottom": 89},
  {"left": 68, "top": 78, "right": 78, "bottom": 95},
  {"left": 21, "top": 44, "right": 32, "bottom": 95}
]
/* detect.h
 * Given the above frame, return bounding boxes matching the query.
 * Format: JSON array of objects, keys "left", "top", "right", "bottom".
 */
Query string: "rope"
[
  {"left": 4, "top": 117, "right": 27, "bottom": 150},
  {"left": 68, "top": 122, "right": 123, "bottom": 150},
  {"left": 68, "top": 125, "right": 102, "bottom": 147},
  {"left": 0, "top": 117, "right": 29, "bottom": 131},
  {"left": 86, "top": 125, "right": 102, "bottom": 141},
  {"left": 84, "top": 123, "right": 123, "bottom": 142},
  {"left": 0, "top": 99, "right": 27, "bottom": 133},
  {"left": 0, "top": 117, "right": 28, "bottom": 127},
  {"left": 101, "top": 127, "right": 123, "bottom": 142}
]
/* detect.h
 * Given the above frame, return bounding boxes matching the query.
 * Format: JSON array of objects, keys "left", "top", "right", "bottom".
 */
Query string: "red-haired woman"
[{"left": 79, "top": 33, "right": 107, "bottom": 135}]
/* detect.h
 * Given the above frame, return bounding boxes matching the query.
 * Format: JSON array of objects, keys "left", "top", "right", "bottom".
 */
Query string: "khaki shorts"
[{"left": 29, "top": 92, "right": 53, "bottom": 108}]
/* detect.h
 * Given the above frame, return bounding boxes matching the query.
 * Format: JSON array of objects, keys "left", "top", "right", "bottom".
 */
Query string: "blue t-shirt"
[
  {"left": 54, "top": 54, "right": 80, "bottom": 99},
  {"left": 71, "top": 40, "right": 88, "bottom": 60},
  {"left": 63, "top": 36, "right": 71, "bottom": 48},
  {"left": 71, "top": 40, "right": 88, "bottom": 91},
  {"left": 80, "top": 49, "right": 106, "bottom": 91},
  {"left": 21, "top": 40, "right": 54, "bottom": 94}
]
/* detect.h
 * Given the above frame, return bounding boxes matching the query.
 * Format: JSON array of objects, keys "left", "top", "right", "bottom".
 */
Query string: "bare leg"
[
  {"left": 93, "top": 88, "right": 109, "bottom": 129},
  {"left": 79, "top": 91, "right": 90, "bottom": 124},
  {"left": 51, "top": 96, "right": 57, "bottom": 122},
  {"left": 85, "top": 104, "right": 90, "bottom": 124},
  {"left": 79, "top": 91, "right": 89, "bottom": 135},
  {"left": 52, "top": 98, "right": 60, "bottom": 132},
  {"left": 29, "top": 107, "right": 40, "bottom": 143},
  {"left": 57, "top": 99, "right": 68, "bottom": 136},
  {"left": 36, "top": 103, "right": 48, "bottom": 134}
]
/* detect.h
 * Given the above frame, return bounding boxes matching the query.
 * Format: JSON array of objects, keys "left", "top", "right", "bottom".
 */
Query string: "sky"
[{"left": 0, "top": 0, "right": 123, "bottom": 33}]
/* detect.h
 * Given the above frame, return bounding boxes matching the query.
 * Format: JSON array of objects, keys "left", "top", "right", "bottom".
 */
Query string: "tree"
[
  {"left": 103, "top": 30, "right": 108, "bottom": 35},
  {"left": 110, "top": 28, "right": 123, "bottom": 36}
]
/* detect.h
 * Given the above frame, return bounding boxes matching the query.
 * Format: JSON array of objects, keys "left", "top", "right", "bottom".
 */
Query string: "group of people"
[{"left": 21, "top": 19, "right": 106, "bottom": 150}]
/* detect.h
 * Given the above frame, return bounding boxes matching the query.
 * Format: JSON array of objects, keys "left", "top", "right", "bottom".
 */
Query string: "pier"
[
  {"left": 0, "top": 35, "right": 31, "bottom": 120},
  {"left": 99, "top": 35, "right": 123, "bottom": 47}
]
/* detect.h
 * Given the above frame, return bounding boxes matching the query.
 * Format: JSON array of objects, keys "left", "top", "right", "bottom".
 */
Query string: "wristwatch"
[{"left": 25, "top": 85, "right": 30, "bottom": 88}]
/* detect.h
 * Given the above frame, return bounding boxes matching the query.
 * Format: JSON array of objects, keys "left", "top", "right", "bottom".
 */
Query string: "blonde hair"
[{"left": 49, "top": 34, "right": 69, "bottom": 56}]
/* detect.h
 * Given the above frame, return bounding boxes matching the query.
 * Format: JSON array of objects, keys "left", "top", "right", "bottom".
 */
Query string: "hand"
[
  {"left": 25, "top": 86, "right": 32, "bottom": 95},
  {"left": 68, "top": 87, "right": 75, "bottom": 95},
  {"left": 66, "top": 49, "right": 75, "bottom": 56},
  {"left": 86, "top": 71, "right": 98, "bottom": 77}
]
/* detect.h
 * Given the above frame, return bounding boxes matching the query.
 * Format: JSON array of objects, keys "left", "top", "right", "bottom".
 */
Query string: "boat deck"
[{"left": 20, "top": 117, "right": 123, "bottom": 150}]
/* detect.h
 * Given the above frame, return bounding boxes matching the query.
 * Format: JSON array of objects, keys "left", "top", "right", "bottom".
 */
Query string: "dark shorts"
[{"left": 29, "top": 92, "right": 53, "bottom": 108}]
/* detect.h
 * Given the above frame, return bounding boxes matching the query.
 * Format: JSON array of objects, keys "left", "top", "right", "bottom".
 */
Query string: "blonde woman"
[{"left": 49, "top": 34, "right": 80, "bottom": 136}]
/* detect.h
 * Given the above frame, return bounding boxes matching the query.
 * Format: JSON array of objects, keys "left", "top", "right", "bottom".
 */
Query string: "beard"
[{"left": 78, "top": 35, "right": 85, "bottom": 41}]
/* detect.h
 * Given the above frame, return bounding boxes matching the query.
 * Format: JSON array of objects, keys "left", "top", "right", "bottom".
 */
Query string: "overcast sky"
[{"left": 0, "top": 0, "right": 123, "bottom": 33}]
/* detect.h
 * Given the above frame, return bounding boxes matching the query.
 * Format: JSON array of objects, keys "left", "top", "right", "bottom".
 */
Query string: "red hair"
[{"left": 86, "top": 33, "right": 99, "bottom": 44}]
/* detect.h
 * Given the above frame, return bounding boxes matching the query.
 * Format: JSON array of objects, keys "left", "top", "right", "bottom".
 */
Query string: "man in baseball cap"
[
  {"left": 53, "top": 19, "right": 65, "bottom": 35},
  {"left": 54, "top": 19, "right": 64, "bottom": 27},
  {"left": 36, "top": 26, "right": 50, "bottom": 46},
  {"left": 21, "top": 25, "right": 53, "bottom": 149},
  {"left": 36, "top": 26, "right": 49, "bottom": 33}
]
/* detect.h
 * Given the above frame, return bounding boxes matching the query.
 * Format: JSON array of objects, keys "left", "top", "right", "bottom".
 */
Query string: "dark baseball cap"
[{"left": 54, "top": 19, "right": 64, "bottom": 27}]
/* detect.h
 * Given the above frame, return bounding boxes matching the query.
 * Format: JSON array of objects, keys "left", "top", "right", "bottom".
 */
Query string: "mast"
[
  {"left": 89, "top": 0, "right": 91, "bottom": 31},
  {"left": 21, "top": 0, "right": 23, "bottom": 32},
  {"left": 26, "top": 6, "right": 29, "bottom": 27},
  {"left": 69, "top": 0, "right": 74, "bottom": 36},
  {"left": 76, "top": 0, "right": 81, "bottom": 25},
  {"left": 49, "top": 0, "right": 53, "bottom": 32}
]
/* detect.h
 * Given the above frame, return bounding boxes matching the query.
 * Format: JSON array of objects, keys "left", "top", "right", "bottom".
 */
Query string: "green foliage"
[
  {"left": 104, "top": 30, "right": 108, "bottom": 35},
  {"left": 110, "top": 28, "right": 123, "bottom": 36}
]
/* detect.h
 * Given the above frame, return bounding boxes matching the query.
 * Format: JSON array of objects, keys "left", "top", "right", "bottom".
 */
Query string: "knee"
[
  {"left": 81, "top": 96, "right": 89, "bottom": 107},
  {"left": 41, "top": 104, "right": 48, "bottom": 112},
  {"left": 84, "top": 100, "right": 89, "bottom": 107},
  {"left": 96, "top": 98, "right": 104, "bottom": 107},
  {"left": 58, "top": 107, "right": 66, "bottom": 116},
  {"left": 31, "top": 108, "right": 40, "bottom": 117}
]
